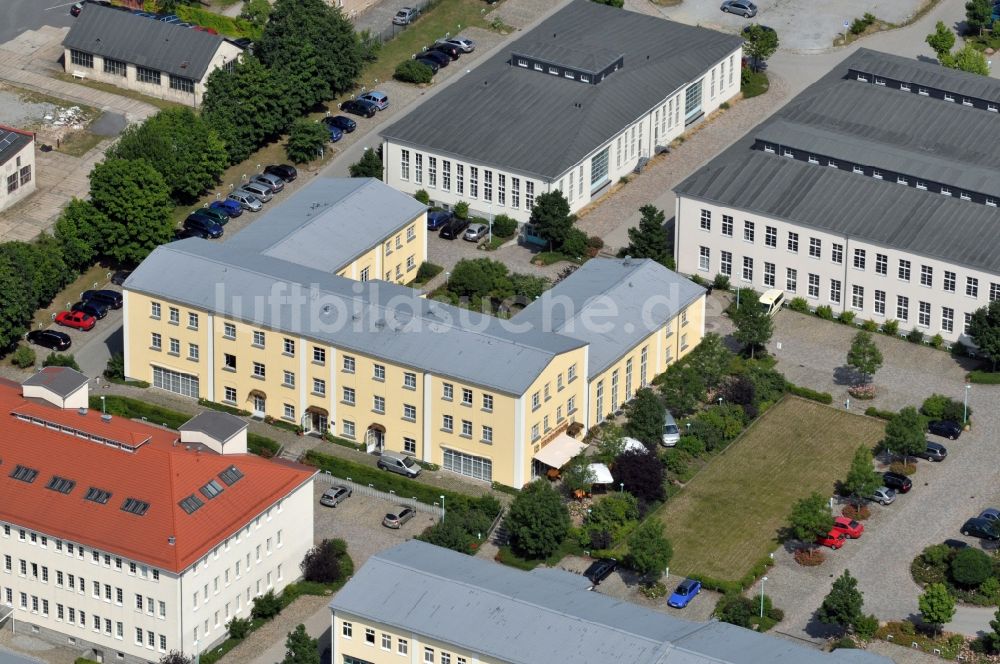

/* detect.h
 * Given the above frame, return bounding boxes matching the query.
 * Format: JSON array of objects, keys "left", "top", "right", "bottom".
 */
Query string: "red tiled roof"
[{"left": 0, "top": 380, "right": 314, "bottom": 573}]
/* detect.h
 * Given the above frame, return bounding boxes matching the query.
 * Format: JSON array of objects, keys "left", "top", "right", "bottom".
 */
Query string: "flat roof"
[{"left": 381, "top": 0, "right": 741, "bottom": 179}]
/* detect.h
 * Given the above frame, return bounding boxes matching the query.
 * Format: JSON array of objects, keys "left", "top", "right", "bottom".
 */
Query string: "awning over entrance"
[
  {"left": 588, "top": 463, "right": 614, "bottom": 485},
  {"left": 533, "top": 433, "right": 587, "bottom": 469}
]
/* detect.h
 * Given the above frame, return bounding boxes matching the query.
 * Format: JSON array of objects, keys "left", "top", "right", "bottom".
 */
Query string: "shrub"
[
  {"left": 882, "top": 319, "right": 899, "bottom": 336},
  {"left": 906, "top": 328, "right": 924, "bottom": 344},
  {"left": 815, "top": 305, "right": 834, "bottom": 320},
  {"left": 848, "top": 384, "right": 877, "bottom": 400},
  {"left": 861, "top": 319, "right": 879, "bottom": 332},
  {"left": 855, "top": 614, "right": 880, "bottom": 639},
  {"left": 414, "top": 189, "right": 430, "bottom": 205},
  {"left": 247, "top": 433, "right": 280, "bottom": 458},
  {"left": 587, "top": 235, "right": 604, "bottom": 249},
  {"left": 864, "top": 406, "right": 896, "bottom": 421},
  {"left": 969, "top": 370, "right": 1000, "bottom": 384},
  {"left": 43, "top": 352, "right": 81, "bottom": 371},
  {"left": 720, "top": 101, "right": 731, "bottom": 110},
  {"left": 951, "top": 548, "right": 993, "bottom": 587},
  {"left": 492, "top": 215, "right": 518, "bottom": 238},
  {"left": 787, "top": 384, "right": 833, "bottom": 404},
  {"left": 612, "top": 449, "right": 665, "bottom": 507},
  {"left": 640, "top": 581, "right": 667, "bottom": 598},
  {"left": 838, "top": 311, "right": 856, "bottom": 325},
  {"left": 788, "top": 297, "right": 809, "bottom": 313},
  {"left": 888, "top": 461, "right": 916, "bottom": 475},
  {"left": 930, "top": 334, "right": 944, "bottom": 349},
  {"left": 951, "top": 340, "right": 970, "bottom": 357},
  {"left": 710, "top": 273, "right": 730, "bottom": 290},
  {"left": 300, "top": 538, "right": 349, "bottom": 583},
  {"left": 794, "top": 548, "right": 825, "bottom": 566},
  {"left": 921, "top": 394, "right": 969, "bottom": 423},
  {"left": 675, "top": 435, "right": 705, "bottom": 458},
  {"left": 394, "top": 59, "right": 434, "bottom": 84},
  {"left": 11, "top": 345, "right": 35, "bottom": 368},
  {"left": 227, "top": 616, "right": 252, "bottom": 640},
  {"left": 715, "top": 593, "right": 755, "bottom": 628},
  {"left": 251, "top": 590, "right": 282, "bottom": 620},
  {"left": 453, "top": 201, "right": 469, "bottom": 220},
  {"left": 842, "top": 504, "right": 871, "bottom": 520}
]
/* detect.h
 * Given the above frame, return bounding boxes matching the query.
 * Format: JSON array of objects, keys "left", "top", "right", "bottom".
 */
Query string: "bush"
[
  {"left": 838, "top": 311, "right": 856, "bottom": 325},
  {"left": 227, "top": 616, "right": 252, "bottom": 640},
  {"left": 855, "top": 614, "right": 880, "bottom": 639},
  {"left": 906, "top": 328, "right": 924, "bottom": 344},
  {"left": 453, "top": 201, "right": 469, "bottom": 220},
  {"left": 639, "top": 581, "right": 667, "bottom": 598},
  {"left": 787, "top": 384, "right": 833, "bottom": 404},
  {"left": 413, "top": 189, "right": 431, "bottom": 205},
  {"left": 43, "top": 352, "right": 81, "bottom": 371},
  {"left": 815, "top": 305, "right": 834, "bottom": 320},
  {"left": 794, "top": 548, "right": 825, "bottom": 566},
  {"left": 864, "top": 406, "right": 896, "bottom": 421},
  {"left": 861, "top": 319, "right": 879, "bottom": 332},
  {"left": 11, "top": 345, "right": 35, "bottom": 368},
  {"left": 842, "top": 504, "right": 871, "bottom": 520},
  {"left": 715, "top": 594, "right": 756, "bottom": 628},
  {"left": 930, "top": 334, "right": 944, "bottom": 349},
  {"left": 675, "top": 435, "right": 705, "bottom": 458},
  {"left": 561, "top": 227, "right": 588, "bottom": 258},
  {"left": 882, "top": 319, "right": 899, "bottom": 336},
  {"left": 921, "top": 394, "right": 969, "bottom": 423},
  {"left": 419, "top": 493, "right": 502, "bottom": 554},
  {"left": 788, "top": 297, "right": 809, "bottom": 313},
  {"left": 90, "top": 395, "right": 189, "bottom": 429},
  {"left": 951, "top": 548, "right": 993, "bottom": 587},
  {"left": 394, "top": 59, "right": 434, "bottom": 84},
  {"left": 584, "top": 492, "right": 640, "bottom": 549},
  {"left": 713, "top": 273, "right": 731, "bottom": 290},
  {"left": 969, "top": 370, "right": 1000, "bottom": 384},
  {"left": 300, "top": 538, "right": 349, "bottom": 583},
  {"left": 888, "top": 461, "right": 916, "bottom": 475},
  {"left": 247, "top": 433, "right": 280, "bottom": 458},
  {"left": 251, "top": 590, "right": 282, "bottom": 620},
  {"left": 587, "top": 235, "right": 605, "bottom": 249},
  {"left": 492, "top": 214, "right": 518, "bottom": 238}
]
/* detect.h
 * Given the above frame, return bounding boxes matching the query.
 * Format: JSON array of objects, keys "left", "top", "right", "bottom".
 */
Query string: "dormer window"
[
  {"left": 564, "top": 70, "right": 574, "bottom": 79},
  {"left": 517, "top": 58, "right": 527, "bottom": 68}
]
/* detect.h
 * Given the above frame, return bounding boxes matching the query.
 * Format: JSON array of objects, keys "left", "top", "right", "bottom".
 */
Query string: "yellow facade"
[
  {"left": 332, "top": 612, "right": 506, "bottom": 664},
  {"left": 335, "top": 218, "right": 426, "bottom": 285}
]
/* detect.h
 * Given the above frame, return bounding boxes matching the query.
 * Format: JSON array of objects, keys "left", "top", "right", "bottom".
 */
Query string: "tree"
[
  {"left": 158, "top": 652, "right": 194, "bottom": 664},
  {"left": 251, "top": 590, "right": 282, "bottom": 620},
  {"left": 560, "top": 454, "right": 596, "bottom": 497},
  {"left": 715, "top": 594, "right": 756, "bottom": 628},
  {"left": 624, "top": 519, "right": 673, "bottom": 579},
  {"left": 595, "top": 422, "right": 627, "bottom": 465},
  {"left": 528, "top": 191, "right": 574, "bottom": 251},
  {"left": 921, "top": 394, "right": 969, "bottom": 424},
  {"left": 611, "top": 449, "right": 665, "bottom": 506},
  {"left": 54, "top": 199, "right": 106, "bottom": 272},
  {"left": 658, "top": 363, "right": 706, "bottom": 417},
  {"left": 285, "top": 119, "right": 329, "bottom": 164},
  {"left": 447, "top": 258, "right": 510, "bottom": 302},
  {"left": 817, "top": 570, "right": 864, "bottom": 633},
  {"left": 919, "top": 583, "right": 955, "bottom": 634},
  {"left": 743, "top": 24, "right": 779, "bottom": 72},
  {"left": 787, "top": 492, "right": 834, "bottom": 544},
  {"left": 585, "top": 492, "right": 639, "bottom": 548},
  {"left": 926, "top": 21, "right": 956, "bottom": 60},
  {"left": 846, "top": 331, "right": 883, "bottom": 384},
  {"left": 625, "top": 205, "right": 672, "bottom": 268},
  {"left": 349, "top": 148, "right": 383, "bottom": 178},
  {"left": 988, "top": 606, "right": 1000, "bottom": 653},
  {"left": 241, "top": 0, "right": 272, "bottom": 28},
  {"left": 300, "top": 538, "right": 348, "bottom": 583},
  {"left": 88, "top": 158, "right": 173, "bottom": 266},
  {"left": 504, "top": 480, "right": 570, "bottom": 558},
  {"left": 0, "top": 237, "right": 68, "bottom": 312},
  {"left": 731, "top": 289, "right": 773, "bottom": 358},
  {"left": 203, "top": 56, "right": 286, "bottom": 164},
  {"left": 0, "top": 252, "right": 34, "bottom": 352},
  {"left": 227, "top": 616, "right": 252, "bottom": 640},
  {"left": 946, "top": 44, "right": 990, "bottom": 75},
  {"left": 11, "top": 345, "right": 36, "bottom": 369},
  {"left": 842, "top": 445, "right": 880, "bottom": 507},
  {"left": 950, "top": 548, "right": 993, "bottom": 587},
  {"left": 686, "top": 333, "right": 733, "bottom": 389},
  {"left": 881, "top": 407, "right": 926, "bottom": 461},
  {"left": 968, "top": 300, "right": 1000, "bottom": 371},
  {"left": 966, "top": 0, "right": 993, "bottom": 35},
  {"left": 624, "top": 388, "right": 665, "bottom": 447},
  {"left": 282, "top": 624, "right": 319, "bottom": 664},
  {"left": 394, "top": 59, "right": 434, "bottom": 84}
]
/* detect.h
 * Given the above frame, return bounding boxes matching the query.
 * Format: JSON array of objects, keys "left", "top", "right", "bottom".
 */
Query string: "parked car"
[
  {"left": 183, "top": 214, "right": 223, "bottom": 239},
  {"left": 917, "top": 441, "right": 948, "bottom": 462},
  {"left": 667, "top": 578, "right": 702, "bottom": 608},
  {"left": 55, "top": 310, "right": 96, "bottom": 331},
  {"left": 438, "top": 37, "right": 475, "bottom": 53},
  {"left": 323, "top": 115, "right": 357, "bottom": 133},
  {"left": 741, "top": 24, "right": 776, "bottom": 36},
  {"left": 943, "top": 539, "right": 970, "bottom": 550},
  {"left": 359, "top": 91, "right": 389, "bottom": 111},
  {"left": 419, "top": 50, "right": 451, "bottom": 68},
  {"left": 870, "top": 486, "right": 896, "bottom": 505},
  {"left": 428, "top": 43, "right": 460, "bottom": 60},
  {"left": 229, "top": 190, "right": 263, "bottom": 212},
  {"left": 881, "top": 471, "right": 912, "bottom": 494},
  {"left": 82, "top": 289, "right": 123, "bottom": 309},
  {"left": 720, "top": 0, "right": 757, "bottom": 17},
  {"left": 190, "top": 207, "right": 229, "bottom": 226},
  {"left": 72, "top": 300, "right": 109, "bottom": 320},
  {"left": 251, "top": 172, "right": 285, "bottom": 193},
  {"left": 439, "top": 217, "right": 470, "bottom": 240},
  {"left": 70, "top": 2, "right": 84, "bottom": 16},
  {"left": 463, "top": 223, "right": 488, "bottom": 242},
  {"left": 241, "top": 182, "right": 273, "bottom": 203},
  {"left": 174, "top": 227, "right": 206, "bottom": 240},
  {"left": 583, "top": 558, "right": 617, "bottom": 585},
  {"left": 928, "top": 420, "right": 962, "bottom": 440},
  {"left": 414, "top": 56, "right": 441, "bottom": 74},
  {"left": 264, "top": 164, "right": 297, "bottom": 182},
  {"left": 110, "top": 270, "right": 132, "bottom": 286},
  {"left": 392, "top": 7, "right": 419, "bottom": 25},
  {"left": 427, "top": 210, "right": 454, "bottom": 230},
  {"left": 340, "top": 99, "right": 378, "bottom": 118},
  {"left": 961, "top": 517, "right": 1000, "bottom": 541},
  {"left": 832, "top": 516, "right": 864, "bottom": 539},
  {"left": 979, "top": 508, "right": 1000, "bottom": 522},
  {"left": 319, "top": 485, "right": 352, "bottom": 508},
  {"left": 377, "top": 451, "right": 421, "bottom": 478},
  {"left": 661, "top": 410, "right": 680, "bottom": 447},
  {"left": 326, "top": 125, "right": 344, "bottom": 142},
  {"left": 382, "top": 506, "right": 416, "bottom": 529},
  {"left": 817, "top": 529, "right": 847, "bottom": 549},
  {"left": 26, "top": 330, "right": 71, "bottom": 351},
  {"left": 209, "top": 199, "right": 243, "bottom": 219}
]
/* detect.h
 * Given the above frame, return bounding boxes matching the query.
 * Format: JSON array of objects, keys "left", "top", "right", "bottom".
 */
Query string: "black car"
[
  {"left": 82, "top": 289, "right": 123, "bottom": 310},
  {"left": 264, "top": 164, "right": 298, "bottom": 182},
  {"left": 928, "top": 420, "right": 962, "bottom": 440},
  {"left": 72, "top": 300, "right": 109, "bottom": 320},
  {"left": 340, "top": 99, "right": 377, "bottom": 118},
  {"left": 917, "top": 441, "right": 947, "bottom": 462},
  {"left": 428, "top": 43, "right": 460, "bottom": 60},
  {"left": 943, "top": 539, "right": 970, "bottom": 550},
  {"left": 323, "top": 115, "right": 357, "bottom": 133},
  {"left": 881, "top": 471, "right": 912, "bottom": 494},
  {"left": 439, "top": 217, "right": 470, "bottom": 239},
  {"left": 962, "top": 517, "right": 1000, "bottom": 541},
  {"left": 419, "top": 50, "right": 450, "bottom": 67},
  {"left": 26, "top": 329, "right": 71, "bottom": 351},
  {"left": 183, "top": 215, "right": 223, "bottom": 239},
  {"left": 414, "top": 56, "right": 441, "bottom": 74},
  {"left": 583, "top": 558, "right": 617, "bottom": 585},
  {"left": 174, "top": 227, "right": 207, "bottom": 240},
  {"left": 110, "top": 270, "right": 132, "bottom": 286}
]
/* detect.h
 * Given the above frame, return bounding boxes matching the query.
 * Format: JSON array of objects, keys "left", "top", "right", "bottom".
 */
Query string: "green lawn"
[
  {"left": 659, "top": 397, "right": 885, "bottom": 581},
  {"left": 741, "top": 71, "right": 769, "bottom": 99}
]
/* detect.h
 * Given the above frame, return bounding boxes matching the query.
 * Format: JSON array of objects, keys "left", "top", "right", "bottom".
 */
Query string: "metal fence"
[{"left": 315, "top": 470, "right": 445, "bottom": 518}]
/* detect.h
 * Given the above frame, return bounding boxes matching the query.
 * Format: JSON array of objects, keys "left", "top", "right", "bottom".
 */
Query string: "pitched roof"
[
  {"left": 178, "top": 411, "right": 247, "bottom": 443},
  {"left": 380, "top": 0, "right": 741, "bottom": 179},
  {"left": 518, "top": 258, "right": 705, "bottom": 378},
  {"left": 22, "top": 367, "right": 89, "bottom": 398},
  {"left": 331, "top": 540, "right": 892, "bottom": 664},
  {"left": 226, "top": 177, "right": 427, "bottom": 273},
  {"left": 0, "top": 378, "right": 313, "bottom": 573},
  {"left": 0, "top": 125, "right": 33, "bottom": 168},
  {"left": 124, "top": 240, "right": 585, "bottom": 395},
  {"left": 62, "top": 5, "right": 228, "bottom": 80},
  {"left": 850, "top": 47, "right": 1000, "bottom": 103}
]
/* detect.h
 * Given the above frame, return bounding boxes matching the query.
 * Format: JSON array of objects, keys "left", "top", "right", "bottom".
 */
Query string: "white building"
[
  {"left": 0, "top": 125, "right": 35, "bottom": 213},
  {"left": 0, "top": 369, "right": 315, "bottom": 664},
  {"left": 381, "top": 0, "right": 742, "bottom": 222},
  {"left": 675, "top": 49, "right": 1000, "bottom": 344}
]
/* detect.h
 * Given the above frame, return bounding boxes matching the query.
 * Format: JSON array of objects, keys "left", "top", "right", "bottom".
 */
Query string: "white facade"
[
  {"left": 676, "top": 196, "right": 1000, "bottom": 344},
  {"left": 383, "top": 49, "right": 742, "bottom": 223},
  {"left": 0, "top": 480, "right": 313, "bottom": 664},
  {"left": 0, "top": 132, "right": 35, "bottom": 213}
]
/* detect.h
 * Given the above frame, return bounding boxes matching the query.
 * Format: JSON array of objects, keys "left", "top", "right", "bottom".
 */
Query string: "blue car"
[
  {"left": 323, "top": 115, "right": 357, "bottom": 133},
  {"left": 427, "top": 210, "right": 453, "bottom": 230},
  {"left": 667, "top": 578, "right": 702, "bottom": 609},
  {"left": 210, "top": 199, "right": 243, "bottom": 218},
  {"left": 327, "top": 125, "right": 343, "bottom": 142}
]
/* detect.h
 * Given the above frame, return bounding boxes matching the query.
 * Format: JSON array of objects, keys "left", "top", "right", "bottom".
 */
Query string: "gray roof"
[
  {"left": 381, "top": 0, "right": 741, "bottom": 179},
  {"left": 850, "top": 47, "right": 1000, "bottom": 102},
  {"left": 22, "top": 367, "right": 89, "bottom": 398},
  {"left": 0, "top": 127, "right": 32, "bottom": 168},
  {"left": 510, "top": 41, "right": 622, "bottom": 74},
  {"left": 179, "top": 411, "right": 247, "bottom": 443},
  {"left": 0, "top": 648, "right": 43, "bottom": 664},
  {"left": 518, "top": 258, "right": 705, "bottom": 379},
  {"left": 330, "top": 540, "right": 892, "bottom": 664},
  {"left": 226, "top": 177, "right": 427, "bottom": 272},
  {"left": 124, "top": 240, "right": 584, "bottom": 395},
  {"left": 63, "top": 5, "right": 228, "bottom": 80}
]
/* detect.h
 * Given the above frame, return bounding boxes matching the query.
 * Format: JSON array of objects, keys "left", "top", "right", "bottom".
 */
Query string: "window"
[
  {"left": 403, "top": 437, "right": 416, "bottom": 455},
  {"left": 531, "top": 392, "right": 540, "bottom": 410},
  {"left": 720, "top": 250, "right": 732, "bottom": 276},
  {"left": 965, "top": 312, "right": 974, "bottom": 335},
  {"left": 373, "top": 396, "right": 385, "bottom": 414},
  {"left": 898, "top": 260, "right": 911, "bottom": 281},
  {"left": 252, "top": 330, "right": 265, "bottom": 347},
  {"left": 920, "top": 265, "right": 933, "bottom": 287},
  {"left": 169, "top": 338, "right": 180, "bottom": 355},
  {"left": 482, "top": 394, "right": 493, "bottom": 411},
  {"left": 942, "top": 307, "right": 954, "bottom": 332},
  {"left": 441, "top": 160, "right": 451, "bottom": 191},
  {"left": 765, "top": 226, "right": 776, "bottom": 247},
  {"left": 852, "top": 285, "right": 864, "bottom": 310},
  {"left": 526, "top": 181, "right": 535, "bottom": 210},
  {"left": 462, "top": 388, "right": 473, "bottom": 405},
  {"left": 483, "top": 169, "right": 493, "bottom": 201},
  {"left": 512, "top": 177, "right": 520, "bottom": 207},
  {"left": 853, "top": 249, "right": 866, "bottom": 270},
  {"left": 875, "top": 253, "right": 887, "bottom": 275},
  {"left": 897, "top": 175, "right": 908, "bottom": 185},
  {"left": 763, "top": 262, "right": 775, "bottom": 287},
  {"left": 103, "top": 58, "right": 126, "bottom": 76},
  {"left": 742, "top": 256, "right": 753, "bottom": 282},
  {"left": 967, "top": 277, "right": 979, "bottom": 298},
  {"left": 469, "top": 167, "right": 478, "bottom": 198},
  {"left": 809, "top": 238, "right": 821, "bottom": 258},
  {"left": 944, "top": 271, "right": 956, "bottom": 292},
  {"left": 461, "top": 420, "right": 473, "bottom": 437},
  {"left": 531, "top": 423, "right": 540, "bottom": 441},
  {"left": 428, "top": 157, "right": 437, "bottom": 188},
  {"left": 785, "top": 268, "right": 797, "bottom": 293},
  {"left": 808, "top": 273, "right": 819, "bottom": 298},
  {"left": 342, "top": 387, "right": 355, "bottom": 405},
  {"left": 6, "top": 173, "right": 16, "bottom": 195},
  {"left": 443, "top": 449, "right": 492, "bottom": 482},
  {"left": 137, "top": 66, "right": 160, "bottom": 85},
  {"left": 400, "top": 150, "right": 410, "bottom": 180},
  {"left": 808, "top": 154, "right": 819, "bottom": 164},
  {"left": 782, "top": 148, "right": 794, "bottom": 159},
  {"left": 151, "top": 333, "right": 162, "bottom": 350},
  {"left": 442, "top": 383, "right": 453, "bottom": 401},
  {"left": 918, "top": 301, "right": 931, "bottom": 327},
  {"left": 743, "top": 220, "right": 755, "bottom": 242},
  {"left": 916, "top": 180, "right": 927, "bottom": 190},
  {"left": 403, "top": 404, "right": 416, "bottom": 421},
  {"left": 252, "top": 362, "right": 265, "bottom": 379},
  {"left": 852, "top": 165, "right": 864, "bottom": 175},
  {"left": 992, "top": 283, "right": 1000, "bottom": 302},
  {"left": 414, "top": 154, "right": 423, "bottom": 184},
  {"left": 425, "top": 648, "right": 435, "bottom": 663},
  {"left": 402, "top": 372, "right": 417, "bottom": 389},
  {"left": 568, "top": 364, "right": 577, "bottom": 382},
  {"left": 188, "top": 343, "right": 199, "bottom": 361},
  {"left": 699, "top": 209, "right": 711, "bottom": 231},
  {"left": 896, "top": 295, "right": 909, "bottom": 321},
  {"left": 442, "top": 415, "right": 453, "bottom": 432},
  {"left": 698, "top": 246, "right": 710, "bottom": 271},
  {"left": 169, "top": 75, "right": 194, "bottom": 93},
  {"left": 787, "top": 232, "right": 799, "bottom": 252},
  {"left": 830, "top": 279, "right": 841, "bottom": 304},
  {"left": 342, "top": 420, "right": 355, "bottom": 438},
  {"left": 341, "top": 356, "right": 355, "bottom": 373},
  {"left": 311, "top": 378, "right": 326, "bottom": 395},
  {"left": 832, "top": 243, "right": 843, "bottom": 264},
  {"left": 941, "top": 186, "right": 952, "bottom": 196},
  {"left": 169, "top": 307, "right": 180, "bottom": 324},
  {"left": 70, "top": 50, "right": 93, "bottom": 68},
  {"left": 721, "top": 215, "right": 733, "bottom": 236}
]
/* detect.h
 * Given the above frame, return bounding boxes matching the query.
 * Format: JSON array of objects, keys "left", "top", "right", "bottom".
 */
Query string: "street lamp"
[
  {"left": 760, "top": 576, "right": 768, "bottom": 618},
  {"left": 619, "top": 482, "right": 624, "bottom": 493},
  {"left": 100, "top": 395, "right": 106, "bottom": 416},
  {"left": 440, "top": 495, "right": 446, "bottom": 522},
  {"left": 964, "top": 384, "right": 971, "bottom": 424},
  {"left": 717, "top": 396, "right": 723, "bottom": 406}
]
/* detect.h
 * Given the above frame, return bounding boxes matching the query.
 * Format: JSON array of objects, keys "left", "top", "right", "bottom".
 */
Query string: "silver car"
[
  {"left": 382, "top": 505, "right": 416, "bottom": 529},
  {"left": 439, "top": 37, "right": 475, "bottom": 53},
  {"left": 251, "top": 172, "right": 285, "bottom": 193},
  {"left": 228, "top": 190, "right": 262, "bottom": 212},
  {"left": 392, "top": 7, "right": 419, "bottom": 25},
  {"left": 319, "top": 485, "right": 351, "bottom": 508},
  {"left": 463, "top": 223, "right": 488, "bottom": 242},
  {"left": 720, "top": 0, "right": 757, "bottom": 17},
  {"left": 241, "top": 182, "right": 273, "bottom": 203},
  {"left": 870, "top": 486, "right": 896, "bottom": 505}
]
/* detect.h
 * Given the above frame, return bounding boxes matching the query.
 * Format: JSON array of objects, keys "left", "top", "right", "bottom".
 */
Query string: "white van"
[
  {"left": 758, "top": 289, "right": 785, "bottom": 318},
  {"left": 661, "top": 410, "right": 680, "bottom": 447}
]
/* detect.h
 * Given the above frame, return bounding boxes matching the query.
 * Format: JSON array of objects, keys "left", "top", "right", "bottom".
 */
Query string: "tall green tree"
[
  {"left": 349, "top": 148, "right": 383, "bottom": 179},
  {"left": 919, "top": 583, "right": 955, "bottom": 635},
  {"left": 285, "top": 119, "right": 330, "bottom": 164},
  {"left": 0, "top": 236, "right": 68, "bottom": 310},
  {"left": 817, "top": 570, "right": 864, "bottom": 633},
  {"left": 203, "top": 56, "right": 286, "bottom": 164},
  {"left": 89, "top": 158, "right": 174, "bottom": 266},
  {"left": 881, "top": 407, "right": 926, "bottom": 461},
  {"left": 846, "top": 331, "right": 883, "bottom": 384},
  {"left": 241, "top": 0, "right": 272, "bottom": 29},
  {"left": 624, "top": 388, "right": 665, "bottom": 447},
  {"left": 625, "top": 205, "right": 672, "bottom": 268},
  {"left": 969, "top": 300, "right": 1000, "bottom": 370},
  {"left": 658, "top": 363, "right": 706, "bottom": 417},
  {"left": 731, "top": 289, "right": 773, "bottom": 358},
  {"left": 54, "top": 199, "right": 106, "bottom": 272},
  {"left": 944, "top": 44, "right": 990, "bottom": 75},
  {"left": 925, "top": 21, "right": 956, "bottom": 60},
  {"left": 787, "top": 492, "right": 834, "bottom": 544},
  {"left": 988, "top": 606, "right": 1000, "bottom": 653},
  {"left": 843, "top": 445, "right": 880, "bottom": 507},
  {"left": 625, "top": 519, "right": 673, "bottom": 580},
  {"left": 743, "top": 24, "right": 779, "bottom": 72},
  {"left": 0, "top": 252, "right": 39, "bottom": 351},
  {"left": 282, "top": 624, "right": 319, "bottom": 664},
  {"left": 504, "top": 480, "right": 570, "bottom": 558},
  {"left": 966, "top": 0, "right": 993, "bottom": 35},
  {"left": 528, "top": 191, "right": 574, "bottom": 251}
]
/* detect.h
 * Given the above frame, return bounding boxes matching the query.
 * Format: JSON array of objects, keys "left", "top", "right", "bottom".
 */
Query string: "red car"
[
  {"left": 833, "top": 516, "right": 864, "bottom": 539},
  {"left": 816, "top": 530, "right": 847, "bottom": 549},
  {"left": 55, "top": 310, "right": 96, "bottom": 331}
]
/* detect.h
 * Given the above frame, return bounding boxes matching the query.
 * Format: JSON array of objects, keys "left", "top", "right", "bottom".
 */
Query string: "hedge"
[
  {"left": 247, "top": 433, "right": 279, "bottom": 458},
  {"left": 199, "top": 398, "right": 250, "bottom": 417},
  {"left": 786, "top": 384, "right": 833, "bottom": 404},
  {"left": 91, "top": 395, "right": 190, "bottom": 429},
  {"left": 394, "top": 59, "right": 434, "bottom": 84},
  {"left": 968, "top": 371, "right": 1000, "bottom": 384},
  {"left": 688, "top": 555, "right": 774, "bottom": 595},
  {"left": 864, "top": 406, "right": 896, "bottom": 421}
]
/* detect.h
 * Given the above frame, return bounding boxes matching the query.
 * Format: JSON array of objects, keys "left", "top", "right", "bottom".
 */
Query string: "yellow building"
[{"left": 123, "top": 178, "right": 705, "bottom": 488}]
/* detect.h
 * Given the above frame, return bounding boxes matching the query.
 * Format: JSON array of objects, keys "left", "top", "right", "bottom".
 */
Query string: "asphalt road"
[{"left": 2, "top": 0, "right": 76, "bottom": 45}]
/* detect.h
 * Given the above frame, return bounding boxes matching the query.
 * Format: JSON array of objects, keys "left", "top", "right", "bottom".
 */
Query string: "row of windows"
[
  {"left": 530, "top": 395, "right": 578, "bottom": 442},
  {"left": 193, "top": 556, "right": 283, "bottom": 610},
  {"left": 594, "top": 339, "right": 677, "bottom": 423},
  {"left": 5, "top": 165, "right": 32, "bottom": 195},
  {"left": 382, "top": 225, "right": 419, "bottom": 256},
  {"left": 189, "top": 511, "right": 283, "bottom": 574},
  {"left": 192, "top": 568, "right": 283, "bottom": 645},
  {"left": 529, "top": 364, "right": 577, "bottom": 411},
  {"left": 854, "top": 70, "right": 1000, "bottom": 112},
  {"left": 342, "top": 621, "right": 470, "bottom": 663},
  {"left": 399, "top": 150, "right": 536, "bottom": 211},
  {"left": 3, "top": 525, "right": 159, "bottom": 580}
]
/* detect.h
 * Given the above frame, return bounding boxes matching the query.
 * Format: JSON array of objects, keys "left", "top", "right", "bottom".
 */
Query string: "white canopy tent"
[
  {"left": 533, "top": 433, "right": 588, "bottom": 469},
  {"left": 588, "top": 462, "right": 614, "bottom": 485}
]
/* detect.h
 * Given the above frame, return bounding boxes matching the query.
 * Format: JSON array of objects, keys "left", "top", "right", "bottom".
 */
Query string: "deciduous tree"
[
  {"left": 846, "top": 331, "right": 883, "bottom": 384},
  {"left": 54, "top": 199, "right": 106, "bottom": 272},
  {"left": 787, "top": 492, "right": 834, "bottom": 544},
  {"left": 611, "top": 449, "right": 665, "bottom": 507},
  {"left": 203, "top": 56, "right": 286, "bottom": 164},
  {"left": 919, "top": 583, "right": 955, "bottom": 634},
  {"left": 624, "top": 388, "right": 665, "bottom": 447},
  {"left": 731, "top": 289, "right": 773, "bottom": 358},
  {"left": 504, "top": 480, "right": 570, "bottom": 558},
  {"left": 880, "top": 407, "right": 926, "bottom": 461},
  {"left": 968, "top": 300, "right": 1000, "bottom": 371},
  {"left": 282, "top": 624, "right": 319, "bottom": 664},
  {"left": 285, "top": 119, "right": 330, "bottom": 164},
  {"left": 625, "top": 519, "right": 672, "bottom": 579},
  {"left": 817, "top": 570, "right": 864, "bottom": 632},
  {"left": 743, "top": 25, "right": 779, "bottom": 72},
  {"left": 528, "top": 191, "right": 574, "bottom": 251},
  {"left": 945, "top": 44, "right": 990, "bottom": 75},
  {"left": 843, "top": 445, "right": 880, "bottom": 507},
  {"left": 88, "top": 158, "right": 173, "bottom": 266},
  {"left": 925, "top": 21, "right": 956, "bottom": 60},
  {"left": 300, "top": 539, "right": 348, "bottom": 583}
]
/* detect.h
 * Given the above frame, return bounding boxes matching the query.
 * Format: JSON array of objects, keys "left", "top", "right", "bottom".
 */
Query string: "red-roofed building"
[{"left": 0, "top": 369, "right": 315, "bottom": 663}]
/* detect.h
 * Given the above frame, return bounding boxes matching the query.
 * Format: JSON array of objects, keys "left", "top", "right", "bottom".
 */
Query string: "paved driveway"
[{"left": 1, "top": 0, "right": 75, "bottom": 44}]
